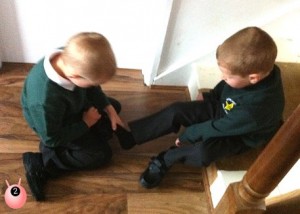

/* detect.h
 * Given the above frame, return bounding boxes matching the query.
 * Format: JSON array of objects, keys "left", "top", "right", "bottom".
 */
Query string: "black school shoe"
[
  {"left": 115, "top": 125, "right": 136, "bottom": 150},
  {"left": 140, "top": 152, "right": 169, "bottom": 188},
  {"left": 23, "top": 152, "right": 48, "bottom": 201}
]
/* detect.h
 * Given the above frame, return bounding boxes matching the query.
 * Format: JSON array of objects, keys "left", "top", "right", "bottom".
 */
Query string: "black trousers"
[
  {"left": 129, "top": 100, "right": 251, "bottom": 168},
  {"left": 40, "top": 97, "right": 121, "bottom": 175}
]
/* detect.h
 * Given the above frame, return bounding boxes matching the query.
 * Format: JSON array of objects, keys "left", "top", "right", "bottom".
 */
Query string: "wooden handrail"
[{"left": 215, "top": 104, "right": 300, "bottom": 213}]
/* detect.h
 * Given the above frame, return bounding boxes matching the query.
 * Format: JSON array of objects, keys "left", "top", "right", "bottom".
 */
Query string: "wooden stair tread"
[
  {"left": 215, "top": 146, "right": 264, "bottom": 171},
  {"left": 106, "top": 90, "right": 189, "bottom": 121},
  {"left": 128, "top": 193, "right": 210, "bottom": 214},
  {"left": 0, "top": 138, "right": 39, "bottom": 153},
  {"left": 0, "top": 193, "right": 127, "bottom": 213},
  {"left": 0, "top": 153, "right": 203, "bottom": 195},
  {"left": 0, "top": 192, "right": 210, "bottom": 213},
  {"left": 0, "top": 152, "right": 205, "bottom": 213}
]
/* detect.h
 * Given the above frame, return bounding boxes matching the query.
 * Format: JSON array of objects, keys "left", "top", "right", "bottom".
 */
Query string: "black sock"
[{"left": 115, "top": 125, "right": 136, "bottom": 150}]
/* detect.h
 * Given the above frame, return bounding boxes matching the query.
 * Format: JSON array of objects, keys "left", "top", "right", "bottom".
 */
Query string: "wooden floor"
[{"left": 0, "top": 63, "right": 210, "bottom": 213}]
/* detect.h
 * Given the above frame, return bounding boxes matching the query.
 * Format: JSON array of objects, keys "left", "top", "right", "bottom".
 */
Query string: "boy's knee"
[
  {"left": 78, "top": 144, "right": 113, "bottom": 169},
  {"left": 84, "top": 149, "right": 112, "bottom": 169},
  {"left": 168, "top": 102, "right": 184, "bottom": 112},
  {"left": 169, "top": 102, "right": 191, "bottom": 127},
  {"left": 167, "top": 102, "right": 186, "bottom": 119}
]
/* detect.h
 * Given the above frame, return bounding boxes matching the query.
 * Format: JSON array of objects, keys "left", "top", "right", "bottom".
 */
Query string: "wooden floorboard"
[
  {"left": 0, "top": 193, "right": 128, "bottom": 213},
  {"left": 0, "top": 63, "right": 209, "bottom": 213},
  {"left": 0, "top": 153, "right": 203, "bottom": 195},
  {"left": 128, "top": 193, "right": 208, "bottom": 214}
]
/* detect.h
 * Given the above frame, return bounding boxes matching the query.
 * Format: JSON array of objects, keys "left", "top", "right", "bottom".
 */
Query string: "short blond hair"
[
  {"left": 216, "top": 27, "right": 277, "bottom": 76},
  {"left": 62, "top": 32, "right": 116, "bottom": 81}
]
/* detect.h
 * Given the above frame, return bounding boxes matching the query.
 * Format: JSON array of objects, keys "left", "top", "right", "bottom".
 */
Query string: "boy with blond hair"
[
  {"left": 122, "top": 27, "right": 285, "bottom": 188},
  {"left": 21, "top": 32, "right": 133, "bottom": 200}
]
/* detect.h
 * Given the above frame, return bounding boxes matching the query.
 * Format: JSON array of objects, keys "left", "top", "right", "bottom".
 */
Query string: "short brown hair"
[
  {"left": 62, "top": 32, "right": 116, "bottom": 81},
  {"left": 216, "top": 27, "right": 277, "bottom": 76}
]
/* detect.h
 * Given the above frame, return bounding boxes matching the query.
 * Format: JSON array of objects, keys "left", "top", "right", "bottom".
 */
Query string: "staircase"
[
  {"left": 202, "top": 62, "right": 300, "bottom": 213},
  {"left": 0, "top": 62, "right": 299, "bottom": 213},
  {"left": 0, "top": 63, "right": 209, "bottom": 213}
]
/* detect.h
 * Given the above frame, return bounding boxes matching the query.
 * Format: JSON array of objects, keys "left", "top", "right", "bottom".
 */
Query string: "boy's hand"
[
  {"left": 105, "top": 104, "right": 126, "bottom": 131},
  {"left": 175, "top": 138, "right": 182, "bottom": 147},
  {"left": 83, "top": 106, "right": 101, "bottom": 128},
  {"left": 196, "top": 92, "right": 204, "bottom": 101}
]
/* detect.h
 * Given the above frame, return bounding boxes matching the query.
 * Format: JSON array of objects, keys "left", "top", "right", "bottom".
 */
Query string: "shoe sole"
[
  {"left": 140, "top": 177, "right": 160, "bottom": 189},
  {"left": 139, "top": 169, "right": 162, "bottom": 189},
  {"left": 23, "top": 153, "right": 45, "bottom": 201},
  {"left": 25, "top": 172, "right": 45, "bottom": 201}
]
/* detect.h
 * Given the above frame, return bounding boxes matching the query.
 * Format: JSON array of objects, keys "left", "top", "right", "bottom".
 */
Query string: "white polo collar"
[{"left": 43, "top": 49, "right": 75, "bottom": 91}]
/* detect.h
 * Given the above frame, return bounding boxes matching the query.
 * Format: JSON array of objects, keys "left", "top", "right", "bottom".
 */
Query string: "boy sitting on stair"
[{"left": 121, "top": 27, "right": 285, "bottom": 188}]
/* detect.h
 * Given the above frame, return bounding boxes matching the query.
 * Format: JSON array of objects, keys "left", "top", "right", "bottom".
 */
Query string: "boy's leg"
[
  {"left": 41, "top": 132, "right": 112, "bottom": 172},
  {"left": 140, "top": 136, "right": 251, "bottom": 188},
  {"left": 93, "top": 97, "right": 136, "bottom": 149},
  {"left": 129, "top": 100, "right": 219, "bottom": 144},
  {"left": 23, "top": 132, "right": 112, "bottom": 201},
  {"left": 163, "top": 137, "right": 251, "bottom": 167},
  {"left": 49, "top": 97, "right": 119, "bottom": 170}
]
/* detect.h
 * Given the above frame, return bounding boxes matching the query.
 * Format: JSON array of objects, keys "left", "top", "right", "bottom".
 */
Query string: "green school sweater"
[
  {"left": 179, "top": 65, "right": 285, "bottom": 148},
  {"left": 21, "top": 58, "right": 110, "bottom": 148}
]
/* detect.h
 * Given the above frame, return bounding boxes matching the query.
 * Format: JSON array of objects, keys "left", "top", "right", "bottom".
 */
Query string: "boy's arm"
[
  {"left": 86, "top": 86, "right": 110, "bottom": 111},
  {"left": 86, "top": 86, "right": 127, "bottom": 131},
  {"left": 178, "top": 108, "right": 257, "bottom": 144},
  {"left": 29, "top": 103, "right": 89, "bottom": 148},
  {"left": 105, "top": 104, "right": 126, "bottom": 130}
]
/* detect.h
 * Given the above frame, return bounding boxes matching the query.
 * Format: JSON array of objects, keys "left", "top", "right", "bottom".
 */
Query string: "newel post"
[{"left": 215, "top": 104, "right": 300, "bottom": 214}]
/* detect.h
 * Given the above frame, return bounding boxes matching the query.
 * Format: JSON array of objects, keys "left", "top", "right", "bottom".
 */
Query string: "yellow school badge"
[{"left": 223, "top": 98, "right": 236, "bottom": 114}]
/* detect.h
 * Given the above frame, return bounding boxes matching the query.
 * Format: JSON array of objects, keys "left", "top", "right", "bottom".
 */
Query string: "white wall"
[
  {"left": 146, "top": 0, "right": 300, "bottom": 99},
  {"left": 1, "top": 0, "right": 299, "bottom": 87},
  {"left": 0, "top": 0, "right": 169, "bottom": 69},
  {"left": 264, "top": 7, "right": 300, "bottom": 63},
  {"left": 0, "top": 42, "right": 2, "bottom": 68},
  {"left": 156, "top": 0, "right": 300, "bottom": 76},
  {"left": 193, "top": 4, "right": 300, "bottom": 90},
  {"left": 150, "top": 0, "right": 300, "bottom": 98},
  {"left": 139, "top": 0, "right": 173, "bottom": 85}
]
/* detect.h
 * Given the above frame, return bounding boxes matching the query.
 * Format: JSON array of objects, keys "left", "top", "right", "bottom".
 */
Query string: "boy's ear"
[{"left": 248, "top": 73, "right": 261, "bottom": 84}]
